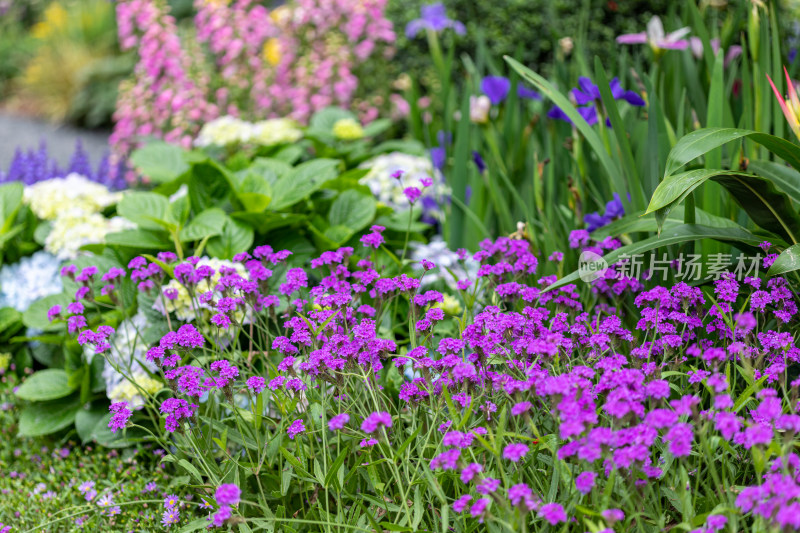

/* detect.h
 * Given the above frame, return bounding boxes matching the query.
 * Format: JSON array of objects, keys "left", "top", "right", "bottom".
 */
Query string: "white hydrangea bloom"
[
  {"left": 154, "top": 257, "right": 248, "bottom": 322},
  {"left": 0, "top": 251, "right": 62, "bottom": 311},
  {"left": 250, "top": 118, "right": 303, "bottom": 146},
  {"left": 194, "top": 116, "right": 254, "bottom": 147},
  {"left": 87, "top": 313, "right": 163, "bottom": 409},
  {"left": 23, "top": 173, "right": 121, "bottom": 221},
  {"left": 410, "top": 236, "right": 478, "bottom": 289},
  {"left": 194, "top": 116, "right": 303, "bottom": 148},
  {"left": 359, "top": 152, "right": 450, "bottom": 211},
  {"left": 46, "top": 210, "right": 134, "bottom": 260}
]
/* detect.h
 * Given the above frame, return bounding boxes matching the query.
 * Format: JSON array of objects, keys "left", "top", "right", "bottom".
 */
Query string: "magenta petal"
[
  {"left": 657, "top": 39, "right": 689, "bottom": 50},
  {"left": 616, "top": 33, "right": 647, "bottom": 45}
]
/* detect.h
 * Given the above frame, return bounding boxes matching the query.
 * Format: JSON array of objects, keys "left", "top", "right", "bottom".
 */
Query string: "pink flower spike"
[
  {"left": 768, "top": 70, "right": 800, "bottom": 140},
  {"left": 616, "top": 32, "right": 647, "bottom": 45}
]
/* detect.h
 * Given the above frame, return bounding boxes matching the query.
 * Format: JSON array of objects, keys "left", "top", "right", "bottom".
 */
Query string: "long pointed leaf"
[
  {"left": 665, "top": 127, "right": 800, "bottom": 176},
  {"left": 505, "top": 56, "right": 628, "bottom": 209},
  {"left": 747, "top": 159, "right": 800, "bottom": 204},
  {"left": 544, "top": 224, "right": 763, "bottom": 293},
  {"left": 767, "top": 243, "right": 800, "bottom": 276}
]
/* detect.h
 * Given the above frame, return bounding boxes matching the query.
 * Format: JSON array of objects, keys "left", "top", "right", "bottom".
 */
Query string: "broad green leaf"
[
  {"left": 362, "top": 119, "right": 392, "bottom": 137},
  {"left": 15, "top": 369, "right": 76, "bottom": 401},
  {"left": 328, "top": 190, "right": 376, "bottom": 233},
  {"left": 322, "top": 225, "right": 353, "bottom": 246},
  {"left": 0, "top": 181, "right": 23, "bottom": 231},
  {"left": 592, "top": 206, "right": 740, "bottom": 239},
  {"left": 206, "top": 217, "right": 254, "bottom": 259},
  {"left": 105, "top": 229, "right": 171, "bottom": 249},
  {"left": 237, "top": 171, "right": 273, "bottom": 212},
  {"left": 22, "top": 293, "right": 71, "bottom": 331},
  {"left": 545, "top": 224, "right": 763, "bottom": 292},
  {"left": 371, "top": 139, "right": 427, "bottom": 156},
  {"left": 179, "top": 208, "right": 226, "bottom": 242},
  {"left": 129, "top": 141, "right": 189, "bottom": 183},
  {"left": 117, "top": 191, "right": 170, "bottom": 230},
  {"left": 271, "top": 159, "right": 340, "bottom": 210},
  {"left": 271, "top": 144, "right": 305, "bottom": 165},
  {"left": 75, "top": 404, "right": 107, "bottom": 443},
  {"left": 664, "top": 127, "right": 800, "bottom": 176},
  {"left": 646, "top": 169, "right": 800, "bottom": 243},
  {"left": 18, "top": 394, "right": 81, "bottom": 437},
  {"left": 310, "top": 107, "right": 357, "bottom": 131},
  {"left": 0, "top": 306, "right": 21, "bottom": 329},
  {"left": 188, "top": 160, "right": 235, "bottom": 213},
  {"left": 250, "top": 158, "right": 292, "bottom": 181},
  {"left": 646, "top": 170, "right": 753, "bottom": 214},
  {"left": 713, "top": 173, "right": 800, "bottom": 244},
  {"left": 767, "top": 244, "right": 800, "bottom": 276},
  {"left": 230, "top": 211, "right": 305, "bottom": 232},
  {"left": 748, "top": 159, "right": 800, "bottom": 204}
]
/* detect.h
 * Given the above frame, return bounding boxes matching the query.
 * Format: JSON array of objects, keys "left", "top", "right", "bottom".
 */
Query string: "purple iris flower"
[
  {"left": 430, "top": 147, "right": 446, "bottom": 171},
  {"left": 584, "top": 213, "right": 611, "bottom": 232},
  {"left": 548, "top": 105, "right": 598, "bottom": 125},
  {"left": 472, "top": 151, "right": 486, "bottom": 174},
  {"left": 585, "top": 193, "right": 626, "bottom": 232},
  {"left": 604, "top": 193, "right": 624, "bottom": 219},
  {"left": 517, "top": 85, "right": 542, "bottom": 100},
  {"left": 548, "top": 77, "right": 643, "bottom": 127},
  {"left": 481, "top": 76, "right": 511, "bottom": 105},
  {"left": 436, "top": 130, "right": 452, "bottom": 146},
  {"left": 572, "top": 77, "right": 645, "bottom": 107},
  {"left": 405, "top": 3, "right": 466, "bottom": 38}
]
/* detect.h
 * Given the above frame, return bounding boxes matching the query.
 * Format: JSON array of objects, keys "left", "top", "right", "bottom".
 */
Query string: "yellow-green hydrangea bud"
[
  {"left": 332, "top": 118, "right": 365, "bottom": 140},
  {"left": 432, "top": 294, "right": 463, "bottom": 316},
  {"left": 0, "top": 352, "right": 11, "bottom": 372}
]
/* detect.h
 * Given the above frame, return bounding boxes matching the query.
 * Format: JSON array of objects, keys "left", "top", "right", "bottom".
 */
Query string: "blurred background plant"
[{"left": 5, "top": 0, "right": 132, "bottom": 128}]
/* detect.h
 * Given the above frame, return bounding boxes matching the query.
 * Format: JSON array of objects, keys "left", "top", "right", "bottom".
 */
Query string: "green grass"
[{"left": 0, "top": 371, "right": 204, "bottom": 532}]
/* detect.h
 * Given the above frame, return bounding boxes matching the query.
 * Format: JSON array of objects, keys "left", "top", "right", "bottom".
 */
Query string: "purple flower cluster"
[
  {"left": 108, "top": 402, "right": 132, "bottom": 433},
  {"left": 0, "top": 140, "right": 126, "bottom": 189},
  {"left": 44, "top": 221, "right": 800, "bottom": 530},
  {"left": 211, "top": 483, "right": 240, "bottom": 527}
]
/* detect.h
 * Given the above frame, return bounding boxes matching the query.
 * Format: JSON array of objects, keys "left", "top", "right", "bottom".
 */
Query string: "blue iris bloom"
[
  {"left": 406, "top": 3, "right": 466, "bottom": 38},
  {"left": 481, "top": 76, "right": 511, "bottom": 105}
]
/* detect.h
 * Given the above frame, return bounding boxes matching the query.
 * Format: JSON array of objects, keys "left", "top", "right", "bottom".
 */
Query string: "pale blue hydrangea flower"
[
  {"left": 0, "top": 251, "right": 62, "bottom": 311},
  {"left": 410, "top": 236, "right": 478, "bottom": 289}
]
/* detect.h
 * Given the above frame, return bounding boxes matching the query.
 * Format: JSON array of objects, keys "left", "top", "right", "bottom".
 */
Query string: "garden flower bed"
[{"left": 5, "top": 0, "right": 800, "bottom": 532}]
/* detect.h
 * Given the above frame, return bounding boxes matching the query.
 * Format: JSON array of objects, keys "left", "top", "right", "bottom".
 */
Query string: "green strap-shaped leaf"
[
  {"left": 712, "top": 173, "right": 800, "bottom": 245},
  {"left": 505, "top": 56, "right": 628, "bottom": 209},
  {"left": 646, "top": 169, "right": 800, "bottom": 243},
  {"left": 646, "top": 170, "right": 754, "bottom": 214},
  {"left": 747, "top": 159, "right": 800, "bottom": 204},
  {"left": 544, "top": 224, "right": 763, "bottom": 293},
  {"left": 767, "top": 243, "right": 800, "bottom": 276},
  {"left": 664, "top": 127, "right": 800, "bottom": 176},
  {"left": 592, "top": 206, "right": 740, "bottom": 240}
]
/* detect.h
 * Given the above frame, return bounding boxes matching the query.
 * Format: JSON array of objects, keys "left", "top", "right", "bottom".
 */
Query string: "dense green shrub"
[{"left": 383, "top": 0, "right": 672, "bottom": 82}]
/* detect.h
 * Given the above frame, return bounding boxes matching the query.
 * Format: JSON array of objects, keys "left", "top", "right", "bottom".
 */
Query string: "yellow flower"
[
  {"left": 263, "top": 38, "right": 281, "bottom": 66},
  {"left": 31, "top": 3, "right": 68, "bottom": 39},
  {"left": 332, "top": 118, "right": 365, "bottom": 141}
]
